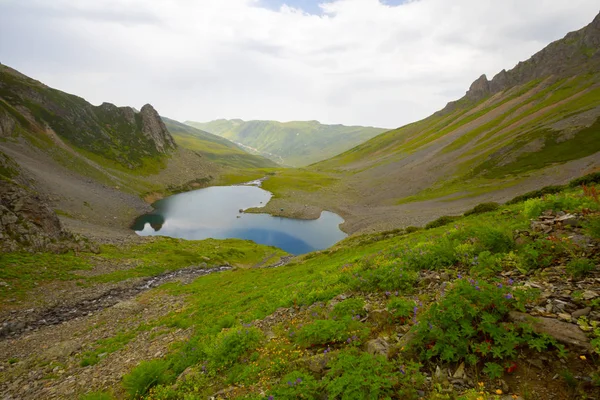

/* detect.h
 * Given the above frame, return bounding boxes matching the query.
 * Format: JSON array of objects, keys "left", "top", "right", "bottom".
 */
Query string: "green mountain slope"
[
  {"left": 185, "top": 119, "right": 386, "bottom": 166},
  {"left": 0, "top": 64, "right": 274, "bottom": 231},
  {"left": 162, "top": 117, "right": 277, "bottom": 169},
  {"left": 256, "top": 13, "right": 600, "bottom": 234}
]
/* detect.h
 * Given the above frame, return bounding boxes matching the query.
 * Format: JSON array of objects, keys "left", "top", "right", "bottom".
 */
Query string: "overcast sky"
[{"left": 0, "top": 0, "right": 598, "bottom": 128}]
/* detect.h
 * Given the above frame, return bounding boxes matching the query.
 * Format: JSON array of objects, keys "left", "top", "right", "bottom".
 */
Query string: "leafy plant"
[
  {"left": 331, "top": 298, "right": 366, "bottom": 320},
  {"left": 566, "top": 258, "right": 596, "bottom": 278},
  {"left": 411, "top": 278, "right": 545, "bottom": 377},
  {"left": 205, "top": 327, "right": 262, "bottom": 372},
  {"left": 387, "top": 297, "right": 416, "bottom": 321},
  {"left": 294, "top": 319, "right": 368, "bottom": 348},
  {"left": 340, "top": 256, "right": 419, "bottom": 291},
  {"left": 268, "top": 371, "right": 321, "bottom": 399},
  {"left": 122, "top": 359, "right": 173, "bottom": 399},
  {"left": 324, "top": 349, "right": 424, "bottom": 400}
]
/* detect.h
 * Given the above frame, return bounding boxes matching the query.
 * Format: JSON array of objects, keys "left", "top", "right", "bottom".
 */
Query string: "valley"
[{"left": 1, "top": 8, "right": 600, "bottom": 400}]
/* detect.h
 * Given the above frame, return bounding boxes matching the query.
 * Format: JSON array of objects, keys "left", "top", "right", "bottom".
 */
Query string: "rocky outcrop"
[
  {"left": 0, "top": 63, "right": 177, "bottom": 168},
  {"left": 442, "top": 12, "right": 600, "bottom": 110},
  {"left": 0, "top": 107, "right": 16, "bottom": 137},
  {"left": 0, "top": 153, "right": 97, "bottom": 253},
  {"left": 139, "top": 104, "right": 176, "bottom": 153}
]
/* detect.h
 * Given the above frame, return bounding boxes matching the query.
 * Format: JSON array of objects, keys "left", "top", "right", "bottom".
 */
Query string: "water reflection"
[{"left": 133, "top": 185, "right": 346, "bottom": 255}]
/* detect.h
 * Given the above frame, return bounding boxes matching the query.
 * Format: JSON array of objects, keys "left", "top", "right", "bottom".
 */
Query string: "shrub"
[
  {"left": 331, "top": 298, "right": 366, "bottom": 320},
  {"left": 294, "top": 319, "right": 368, "bottom": 348},
  {"left": 205, "top": 327, "right": 262, "bottom": 371},
  {"left": 411, "top": 278, "right": 549, "bottom": 377},
  {"left": 507, "top": 185, "right": 564, "bottom": 205},
  {"left": 518, "top": 237, "right": 574, "bottom": 271},
  {"left": 405, "top": 226, "right": 421, "bottom": 233},
  {"left": 470, "top": 251, "right": 503, "bottom": 277},
  {"left": 425, "top": 215, "right": 461, "bottom": 230},
  {"left": 122, "top": 359, "right": 173, "bottom": 399},
  {"left": 387, "top": 297, "right": 416, "bottom": 321},
  {"left": 464, "top": 202, "right": 500, "bottom": 216},
  {"left": 324, "top": 349, "right": 424, "bottom": 400},
  {"left": 451, "top": 225, "right": 515, "bottom": 254},
  {"left": 340, "top": 256, "right": 419, "bottom": 291},
  {"left": 403, "top": 237, "right": 459, "bottom": 270},
  {"left": 569, "top": 171, "right": 600, "bottom": 187},
  {"left": 268, "top": 371, "right": 321, "bottom": 399},
  {"left": 566, "top": 258, "right": 596, "bottom": 278}
]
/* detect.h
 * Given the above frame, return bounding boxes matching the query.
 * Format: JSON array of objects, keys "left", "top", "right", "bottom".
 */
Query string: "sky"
[{"left": 0, "top": 1, "right": 598, "bottom": 128}]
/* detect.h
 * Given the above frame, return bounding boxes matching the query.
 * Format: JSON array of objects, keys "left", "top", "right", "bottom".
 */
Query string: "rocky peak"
[
  {"left": 465, "top": 74, "right": 490, "bottom": 101},
  {"left": 139, "top": 104, "right": 176, "bottom": 154},
  {"left": 449, "top": 11, "right": 600, "bottom": 111}
]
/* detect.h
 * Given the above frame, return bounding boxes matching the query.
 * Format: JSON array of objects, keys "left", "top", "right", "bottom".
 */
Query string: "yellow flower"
[
  {"left": 580, "top": 355, "right": 587, "bottom": 360},
  {"left": 496, "top": 389, "right": 503, "bottom": 395},
  {"left": 478, "top": 382, "right": 485, "bottom": 387}
]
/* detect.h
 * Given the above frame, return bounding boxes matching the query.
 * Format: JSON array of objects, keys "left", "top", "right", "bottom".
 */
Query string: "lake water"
[{"left": 132, "top": 184, "right": 347, "bottom": 254}]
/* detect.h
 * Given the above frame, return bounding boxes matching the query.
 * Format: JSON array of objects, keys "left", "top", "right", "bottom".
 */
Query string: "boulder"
[{"left": 508, "top": 311, "right": 592, "bottom": 352}]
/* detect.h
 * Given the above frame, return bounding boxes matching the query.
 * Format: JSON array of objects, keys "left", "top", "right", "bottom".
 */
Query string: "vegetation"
[{"left": 186, "top": 119, "right": 386, "bottom": 167}]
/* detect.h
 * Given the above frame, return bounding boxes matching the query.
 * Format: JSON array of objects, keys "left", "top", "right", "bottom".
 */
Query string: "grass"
[
  {"left": 116, "top": 182, "right": 599, "bottom": 399},
  {"left": 0, "top": 237, "right": 286, "bottom": 302},
  {"left": 260, "top": 168, "right": 339, "bottom": 197}
]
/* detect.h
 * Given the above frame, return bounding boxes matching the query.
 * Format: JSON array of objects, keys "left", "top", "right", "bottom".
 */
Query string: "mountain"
[
  {"left": 256, "top": 13, "right": 600, "bottom": 233},
  {"left": 185, "top": 119, "right": 387, "bottom": 166},
  {"left": 0, "top": 64, "right": 274, "bottom": 233},
  {"left": 161, "top": 117, "right": 278, "bottom": 169}
]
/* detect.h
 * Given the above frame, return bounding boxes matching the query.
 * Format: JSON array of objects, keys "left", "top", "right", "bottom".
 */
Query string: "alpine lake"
[{"left": 132, "top": 180, "right": 347, "bottom": 254}]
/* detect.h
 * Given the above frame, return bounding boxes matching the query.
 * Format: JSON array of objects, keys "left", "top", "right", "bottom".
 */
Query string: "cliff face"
[
  {"left": 447, "top": 12, "right": 600, "bottom": 108},
  {"left": 0, "top": 65, "right": 175, "bottom": 168}
]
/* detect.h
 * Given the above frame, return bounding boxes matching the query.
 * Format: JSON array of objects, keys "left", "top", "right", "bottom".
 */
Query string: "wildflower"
[
  {"left": 269, "top": 397, "right": 274, "bottom": 400},
  {"left": 385, "top": 291, "right": 391, "bottom": 296},
  {"left": 497, "top": 283, "right": 503, "bottom": 288},
  {"left": 508, "top": 278, "right": 514, "bottom": 285},
  {"left": 505, "top": 293, "right": 513, "bottom": 299},
  {"left": 458, "top": 273, "right": 462, "bottom": 279},
  {"left": 399, "top": 365, "right": 406, "bottom": 375},
  {"left": 346, "top": 338, "right": 352, "bottom": 344},
  {"left": 296, "top": 378, "right": 302, "bottom": 383},
  {"left": 496, "top": 389, "right": 503, "bottom": 395},
  {"left": 287, "top": 381, "right": 293, "bottom": 386},
  {"left": 580, "top": 355, "right": 587, "bottom": 360}
]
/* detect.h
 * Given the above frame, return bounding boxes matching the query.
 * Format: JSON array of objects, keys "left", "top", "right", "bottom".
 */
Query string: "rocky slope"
[
  {"left": 186, "top": 119, "right": 386, "bottom": 166},
  {"left": 0, "top": 65, "right": 274, "bottom": 238}
]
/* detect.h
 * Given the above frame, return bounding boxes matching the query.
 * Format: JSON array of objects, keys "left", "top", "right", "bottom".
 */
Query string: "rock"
[
  {"left": 582, "top": 291, "right": 598, "bottom": 300},
  {"left": 365, "top": 338, "right": 391, "bottom": 359},
  {"left": 43, "top": 340, "right": 82, "bottom": 359},
  {"left": 397, "top": 328, "right": 417, "bottom": 348},
  {"left": 572, "top": 307, "right": 592, "bottom": 319},
  {"left": 139, "top": 104, "right": 176, "bottom": 153},
  {"left": 555, "top": 214, "right": 581, "bottom": 227},
  {"left": 509, "top": 312, "right": 592, "bottom": 352},
  {"left": 295, "top": 353, "right": 331, "bottom": 376},
  {"left": 557, "top": 313, "right": 572, "bottom": 322},
  {"left": 453, "top": 362, "right": 466, "bottom": 379}
]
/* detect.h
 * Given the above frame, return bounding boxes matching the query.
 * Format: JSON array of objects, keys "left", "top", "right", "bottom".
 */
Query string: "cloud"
[{"left": 0, "top": 0, "right": 598, "bottom": 128}]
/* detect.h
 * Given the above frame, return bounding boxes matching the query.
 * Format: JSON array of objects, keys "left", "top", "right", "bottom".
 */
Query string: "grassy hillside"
[
  {"left": 3, "top": 176, "right": 599, "bottom": 399},
  {"left": 162, "top": 117, "right": 277, "bottom": 170},
  {"left": 186, "top": 119, "right": 386, "bottom": 167},
  {"left": 251, "top": 13, "right": 600, "bottom": 234}
]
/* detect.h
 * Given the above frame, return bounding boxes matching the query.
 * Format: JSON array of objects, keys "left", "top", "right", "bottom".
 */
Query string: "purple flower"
[
  {"left": 497, "top": 283, "right": 503, "bottom": 288},
  {"left": 505, "top": 293, "right": 513, "bottom": 299},
  {"left": 385, "top": 291, "right": 391, "bottom": 297},
  {"left": 347, "top": 338, "right": 352, "bottom": 343},
  {"left": 400, "top": 365, "right": 406, "bottom": 375},
  {"left": 352, "top": 335, "right": 358, "bottom": 341},
  {"left": 508, "top": 278, "right": 514, "bottom": 285},
  {"left": 458, "top": 274, "right": 462, "bottom": 279},
  {"left": 287, "top": 381, "right": 293, "bottom": 386},
  {"left": 395, "top": 291, "right": 399, "bottom": 296},
  {"left": 475, "top": 285, "right": 480, "bottom": 291},
  {"left": 296, "top": 378, "right": 302, "bottom": 383},
  {"left": 269, "top": 396, "right": 274, "bottom": 400}
]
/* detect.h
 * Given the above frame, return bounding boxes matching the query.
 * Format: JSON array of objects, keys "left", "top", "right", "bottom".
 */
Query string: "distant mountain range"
[{"left": 185, "top": 119, "right": 386, "bottom": 167}]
